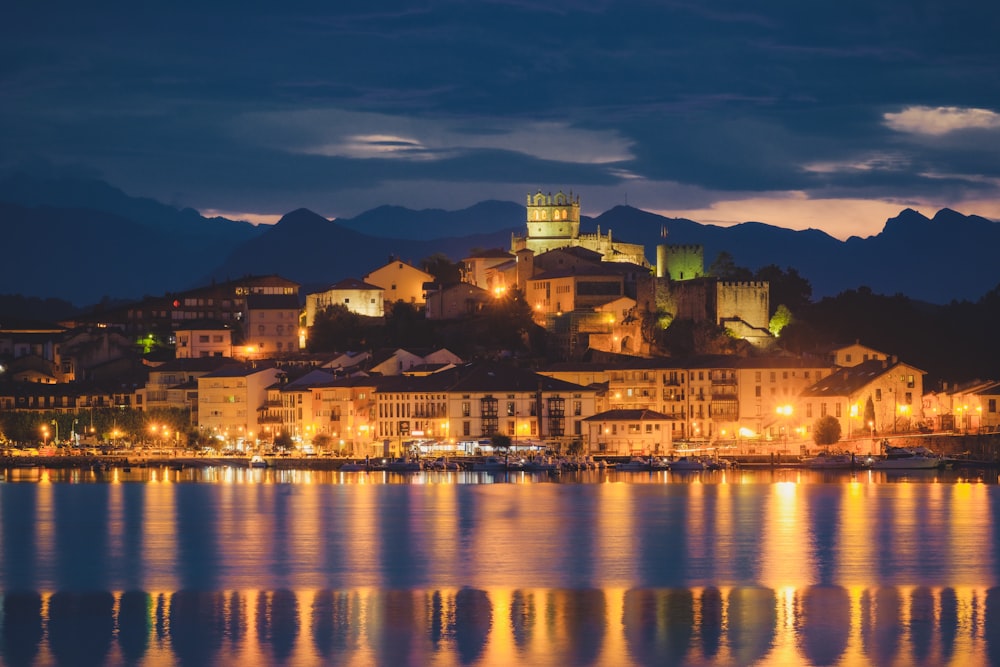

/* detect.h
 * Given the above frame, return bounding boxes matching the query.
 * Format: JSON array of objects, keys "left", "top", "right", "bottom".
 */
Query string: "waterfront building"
[
  {"left": 197, "top": 363, "right": 282, "bottom": 447},
  {"left": 799, "top": 358, "right": 925, "bottom": 446},
  {"left": 373, "top": 362, "right": 598, "bottom": 454},
  {"left": 142, "top": 357, "right": 237, "bottom": 418},
  {"left": 583, "top": 408, "right": 675, "bottom": 456},
  {"left": 240, "top": 293, "right": 301, "bottom": 359}
]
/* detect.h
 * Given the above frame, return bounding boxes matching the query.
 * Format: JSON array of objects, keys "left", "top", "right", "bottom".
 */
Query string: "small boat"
[
  {"left": 868, "top": 445, "right": 942, "bottom": 470},
  {"left": 339, "top": 461, "right": 369, "bottom": 472},
  {"left": 521, "top": 455, "right": 560, "bottom": 472},
  {"left": 427, "top": 457, "right": 461, "bottom": 471},
  {"left": 471, "top": 456, "right": 509, "bottom": 472},
  {"left": 616, "top": 457, "right": 653, "bottom": 472},
  {"left": 802, "top": 451, "right": 856, "bottom": 469},
  {"left": 385, "top": 457, "right": 423, "bottom": 472},
  {"left": 249, "top": 455, "right": 268, "bottom": 469},
  {"left": 669, "top": 456, "right": 706, "bottom": 471}
]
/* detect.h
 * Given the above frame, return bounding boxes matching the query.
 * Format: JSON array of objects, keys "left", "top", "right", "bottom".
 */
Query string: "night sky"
[{"left": 4, "top": 1, "right": 999, "bottom": 239}]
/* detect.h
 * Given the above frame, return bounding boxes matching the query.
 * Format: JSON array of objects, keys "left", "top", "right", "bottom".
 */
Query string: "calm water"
[{"left": 2, "top": 465, "right": 1000, "bottom": 666}]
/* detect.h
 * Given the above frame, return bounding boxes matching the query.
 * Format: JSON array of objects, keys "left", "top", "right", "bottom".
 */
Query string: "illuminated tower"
[{"left": 525, "top": 190, "right": 580, "bottom": 245}]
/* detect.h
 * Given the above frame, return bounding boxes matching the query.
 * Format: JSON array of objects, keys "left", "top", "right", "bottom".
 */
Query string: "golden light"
[
  {"left": 775, "top": 405, "right": 793, "bottom": 416},
  {"left": 738, "top": 427, "right": 755, "bottom": 438},
  {"left": 849, "top": 404, "right": 859, "bottom": 417}
]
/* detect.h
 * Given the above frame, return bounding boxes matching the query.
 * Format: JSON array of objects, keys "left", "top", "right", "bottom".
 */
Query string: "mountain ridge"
[{"left": 1, "top": 171, "right": 998, "bottom": 307}]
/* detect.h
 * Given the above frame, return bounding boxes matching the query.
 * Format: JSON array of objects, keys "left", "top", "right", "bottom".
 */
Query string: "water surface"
[{"left": 1, "top": 465, "right": 998, "bottom": 666}]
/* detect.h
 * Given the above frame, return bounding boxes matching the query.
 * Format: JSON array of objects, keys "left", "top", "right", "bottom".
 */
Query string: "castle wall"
[{"left": 716, "top": 281, "right": 769, "bottom": 330}]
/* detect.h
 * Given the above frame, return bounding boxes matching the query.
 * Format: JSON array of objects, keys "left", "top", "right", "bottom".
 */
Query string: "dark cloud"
[{"left": 3, "top": 1, "right": 1000, "bottom": 232}]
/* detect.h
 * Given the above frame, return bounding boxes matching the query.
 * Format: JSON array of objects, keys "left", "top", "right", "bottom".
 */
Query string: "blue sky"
[{"left": 4, "top": 1, "right": 1000, "bottom": 239}]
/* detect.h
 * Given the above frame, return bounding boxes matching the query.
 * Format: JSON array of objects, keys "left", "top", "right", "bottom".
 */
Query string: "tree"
[
  {"left": 309, "top": 304, "right": 370, "bottom": 352},
  {"left": 769, "top": 304, "right": 794, "bottom": 337},
  {"left": 813, "top": 415, "right": 842, "bottom": 446},
  {"left": 863, "top": 396, "right": 876, "bottom": 436},
  {"left": 312, "top": 433, "right": 332, "bottom": 452},
  {"left": 755, "top": 265, "right": 812, "bottom": 316},
  {"left": 421, "top": 253, "right": 463, "bottom": 286},
  {"left": 708, "top": 251, "right": 753, "bottom": 280},
  {"left": 491, "top": 433, "right": 512, "bottom": 458},
  {"left": 273, "top": 431, "right": 294, "bottom": 450}
]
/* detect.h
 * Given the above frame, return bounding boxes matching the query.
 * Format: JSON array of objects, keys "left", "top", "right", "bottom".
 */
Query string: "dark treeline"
[{"left": 778, "top": 284, "right": 1000, "bottom": 388}]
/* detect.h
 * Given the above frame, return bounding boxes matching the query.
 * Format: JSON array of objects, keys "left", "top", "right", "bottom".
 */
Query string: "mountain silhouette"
[{"left": 1, "top": 171, "right": 998, "bottom": 307}]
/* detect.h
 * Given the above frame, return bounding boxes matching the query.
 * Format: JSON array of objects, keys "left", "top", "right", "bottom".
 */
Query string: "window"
[
  {"left": 876, "top": 389, "right": 882, "bottom": 401},
  {"left": 461, "top": 402, "right": 470, "bottom": 417},
  {"left": 806, "top": 404, "right": 813, "bottom": 418},
  {"left": 990, "top": 399, "right": 997, "bottom": 413},
  {"left": 755, "top": 386, "right": 761, "bottom": 397}
]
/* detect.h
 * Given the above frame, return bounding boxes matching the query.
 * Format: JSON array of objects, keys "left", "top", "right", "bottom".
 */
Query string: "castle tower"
[
  {"left": 657, "top": 244, "right": 704, "bottom": 281},
  {"left": 525, "top": 190, "right": 580, "bottom": 242}
]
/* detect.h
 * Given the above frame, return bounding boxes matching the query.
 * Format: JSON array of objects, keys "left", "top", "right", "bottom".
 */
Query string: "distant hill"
[
  {"left": 336, "top": 200, "right": 524, "bottom": 239},
  {"left": 1, "top": 170, "right": 999, "bottom": 307},
  {"left": 204, "top": 208, "right": 519, "bottom": 293}
]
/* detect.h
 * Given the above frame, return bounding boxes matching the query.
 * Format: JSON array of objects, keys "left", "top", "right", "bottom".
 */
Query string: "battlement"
[
  {"left": 527, "top": 190, "right": 580, "bottom": 207},
  {"left": 719, "top": 281, "right": 769, "bottom": 289}
]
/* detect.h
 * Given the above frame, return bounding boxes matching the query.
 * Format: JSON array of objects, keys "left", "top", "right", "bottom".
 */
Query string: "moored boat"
[
  {"left": 471, "top": 456, "right": 509, "bottom": 472},
  {"left": 385, "top": 457, "right": 423, "bottom": 472},
  {"left": 802, "top": 451, "right": 856, "bottom": 469},
  {"left": 669, "top": 456, "right": 706, "bottom": 472},
  {"left": 249, "top": 455, "right": 268, "bottom": 469},
  {"left": 867, "top": 445, "right": 942, "bottom": 470},
  {"left": 616, "top": 457, "right": 653, "bottom": 472}
]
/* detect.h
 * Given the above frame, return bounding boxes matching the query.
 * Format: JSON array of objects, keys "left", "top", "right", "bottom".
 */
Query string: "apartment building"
[{"left": 197, "top": 363, "right": 282, "bottom": 446}]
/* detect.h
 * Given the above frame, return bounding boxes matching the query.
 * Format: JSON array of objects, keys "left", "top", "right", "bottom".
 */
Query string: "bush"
[{"left": 813, "top": 415, "right": 842, "bottom": 446}]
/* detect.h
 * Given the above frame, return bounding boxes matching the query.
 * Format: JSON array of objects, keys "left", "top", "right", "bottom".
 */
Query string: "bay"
[{"left": 1, "top": 465, "right": 999, "bottom": 666}]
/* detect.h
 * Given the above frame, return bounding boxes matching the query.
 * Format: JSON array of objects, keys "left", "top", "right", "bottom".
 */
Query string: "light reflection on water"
[{"left": 0, "top": 466, "right": 998, "bottom": 666}]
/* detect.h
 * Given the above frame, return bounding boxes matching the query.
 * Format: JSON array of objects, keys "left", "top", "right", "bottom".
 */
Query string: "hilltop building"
[
  {"left": 511, "top": 190, "right": 648, "bottom": 267},
  {"left": 364, "top": 258, "right": 433, "bottom": 307},
  {"left": 304, "top": 278, "right": 385, "bottom": 325}
]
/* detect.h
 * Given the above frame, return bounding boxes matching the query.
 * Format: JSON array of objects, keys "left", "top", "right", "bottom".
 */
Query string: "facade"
[
  {"left": 304, "top": 278, "right": 384, "bottom": 325},
  {"left": 829, "top": 343, "right": 891, "bottom": 368},
  {"left": 197, "top": 364, "right": 282, "bottom": 445},
  {"left": 144, "top": 357, "right": 236, "bottom": 417},
  {"left": 373, "top": 362, "right": 598, "bottom": 453},
  {"left": 462, "top": 248, "right": 516, "bottom": 293},
  {"left": 799, "top": 358, "right": 925, "bottom": 450},
  {"left": 364, "top": 259, "right": 433, "bottom": 307},
  {"left": 583, "top": 409, "right": 675, "bottom": 456},
  {"left": 241, "top": 294, "right": 301, "bottom": 359},
  {"left": 174, "top": 324, "right": 233, "bottom": 359},
  {"left": 425, "top": 283, "right": 492, "bottom": 320}
]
